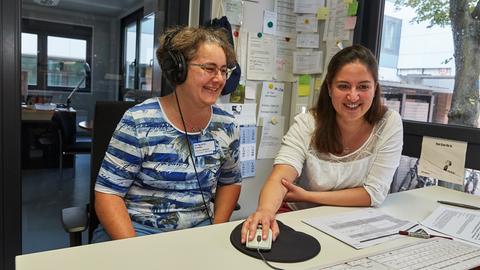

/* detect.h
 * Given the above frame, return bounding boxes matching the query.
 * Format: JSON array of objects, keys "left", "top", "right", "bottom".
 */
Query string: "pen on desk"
[
  {"left": 437, "top": 200, "right": 480, "bottom": 210},
  {"left": 398, "top": 230, "right": 453, "bottom": 240}
]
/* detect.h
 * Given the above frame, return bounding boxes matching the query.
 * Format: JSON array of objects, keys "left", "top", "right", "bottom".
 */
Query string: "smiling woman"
[
  {"left": 241, "top": 45, "right": 404, "bottom": 245},
  {"left": 92, "top": 26, "right": 242, "bottom": 242}
]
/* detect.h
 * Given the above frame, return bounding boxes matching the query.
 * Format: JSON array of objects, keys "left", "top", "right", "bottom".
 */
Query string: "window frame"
[{"left": 21, "top": 18, "right": 92, "bottom": 92}]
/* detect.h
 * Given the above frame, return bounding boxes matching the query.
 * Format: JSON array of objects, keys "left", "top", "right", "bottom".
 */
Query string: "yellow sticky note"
[
  {"left": 314, "top": 77, "right": 322, "bottom": 91},
  {"left": 316, "top": 7, "right": 329, "bottom": 20},
  {"left": 298, "top": 75, "right": 311, "bottom": 97}
]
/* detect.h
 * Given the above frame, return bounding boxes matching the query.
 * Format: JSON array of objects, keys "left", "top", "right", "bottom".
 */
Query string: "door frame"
[{"left": 1, "top": 0, "right": 22, "bottom": 269}]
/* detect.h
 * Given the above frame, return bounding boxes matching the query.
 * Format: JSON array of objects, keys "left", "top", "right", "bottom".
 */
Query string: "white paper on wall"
[
  {"left": 296, "top": 14, "right": 318, "bottom": 32},
  {"left": 257, "top": 116, "right": 285, "bottom": 159},
  {"left": 294, "top": 0, "right": 325, "bottom": 14},
  {"left": 263, "top": 10, "right": 277, "bottom": 35},
  {"left": 275, "top": 0, "right": 297, "bottom": 37},
  {"left": 296, "top": 33, "right": 320, "bottom": 48},
  {"left": 246, "top": 33, "right": 274, "bottom": 81},
  {"left": 293, "top": 50, "right": 323, "bottom": 74},
  {"left": 274, "top": 36, "right": 296, "bottom": 82},
  {"left": 257, "top": 82, "right": 284, "bottom": 123}
]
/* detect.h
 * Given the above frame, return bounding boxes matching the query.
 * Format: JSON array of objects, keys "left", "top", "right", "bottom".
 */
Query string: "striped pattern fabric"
[{"left": 95, "top": 98, "right": 241, "bottom": 231}]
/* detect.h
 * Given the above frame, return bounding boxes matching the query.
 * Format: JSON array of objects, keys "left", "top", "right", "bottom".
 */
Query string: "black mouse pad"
[{"left": 230, "top": 220, "right": 321, "bottom": 263}]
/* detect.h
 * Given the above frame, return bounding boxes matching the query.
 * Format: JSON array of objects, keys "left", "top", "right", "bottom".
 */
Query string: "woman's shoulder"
[
  {"left": 382, "top": 108, "right": 402, "bottom": 127},
  {"left": 212, "top": 104, "right": 238, "bottom": 125},
  {"left": 293, "top": 111, "right": 316, "bottom": 130},
  {"left": 373, "top": 108, "right": 403, "bottom": 139},
  {"left": 127, "top": 98, "right": 163, "bottom": 121}
]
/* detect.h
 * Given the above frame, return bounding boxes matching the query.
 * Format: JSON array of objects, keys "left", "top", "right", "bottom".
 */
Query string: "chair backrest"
[
  {"left": 51, "top": 110, "right": 76, "bottom": 145},
  {"left": 88, "top": 101, "right": 137, "bottom": 242}
]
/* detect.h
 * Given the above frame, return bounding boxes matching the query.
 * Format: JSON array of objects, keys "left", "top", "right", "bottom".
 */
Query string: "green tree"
[{"left": 395, "top": 0, "right": 480, "bottom": 126}]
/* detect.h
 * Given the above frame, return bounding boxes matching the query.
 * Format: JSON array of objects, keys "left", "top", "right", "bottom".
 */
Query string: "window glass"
[
  {"left": 21, "top": 33, "right": 38, "bottom": 86},
  {"left": 381, "top": 1, "right": 480, "bottom": 195},
  {"left": 124, "top": 23, "right": 137, "bottom": 89},
  {"left": 139, "top": 13, "right": 155, "bottom": 91},
  {"left": 379, "top": 1, "right": 479, "bottom": 128},
  {"left": 21, "top": 19, "right": 92, "bottom": 92},
  {"left": 47, "top": 36, "right": 87, "bottom": 88}
]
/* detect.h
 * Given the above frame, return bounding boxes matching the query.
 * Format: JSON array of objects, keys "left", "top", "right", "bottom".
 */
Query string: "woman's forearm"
[
  {"left": 305, "top": 186, "right": 371, "bottom": 207},
  {"left": 257, "top": 164, "right": 298, "bottom": 214},
  {"left": 95, "top": 191, "right": 136, "bottom": 240},
  {"left": 213, "top": 184, "right": 241, "bottom": 223}
]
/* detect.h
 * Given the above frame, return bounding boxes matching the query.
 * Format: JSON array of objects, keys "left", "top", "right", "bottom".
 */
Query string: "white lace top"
[{"left": 274, "top": 109, "right": 403, "bottom": 209}]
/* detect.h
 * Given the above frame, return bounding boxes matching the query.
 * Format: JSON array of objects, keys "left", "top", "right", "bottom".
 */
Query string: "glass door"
[{"left": 124, "top": 22, "right": 137, "bottom": 90}]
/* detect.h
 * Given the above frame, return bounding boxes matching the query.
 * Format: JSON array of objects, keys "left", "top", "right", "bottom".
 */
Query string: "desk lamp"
[{"left": 60, "top": 62, "right": 90, "bottom": 108}]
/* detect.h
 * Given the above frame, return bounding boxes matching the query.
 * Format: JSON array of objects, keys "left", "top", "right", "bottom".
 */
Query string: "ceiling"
[{"left": 23, "top": 0, "right": 144, "bottom": 17}]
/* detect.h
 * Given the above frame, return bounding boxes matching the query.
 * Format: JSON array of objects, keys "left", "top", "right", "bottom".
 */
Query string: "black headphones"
[{"left": 161, "top": 29, "right": 188, "bottom": 85}]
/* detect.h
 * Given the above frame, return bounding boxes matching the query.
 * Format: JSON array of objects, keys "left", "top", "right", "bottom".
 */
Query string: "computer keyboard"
[{"left": 312, "top": 238, "right": 480, "bottom": 270}]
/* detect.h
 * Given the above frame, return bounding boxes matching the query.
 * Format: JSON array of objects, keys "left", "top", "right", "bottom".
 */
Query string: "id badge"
[{"left": 193, "top": 140, "right": 215, "bottom": 157}]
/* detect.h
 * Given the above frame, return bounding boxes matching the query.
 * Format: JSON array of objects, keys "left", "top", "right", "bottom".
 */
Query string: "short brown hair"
[
  {"left": 156, "top": 26, "right": 236, "bottom": 68},
  {"left": 311, "top": 45, "right": 386, "bottom": 154}
]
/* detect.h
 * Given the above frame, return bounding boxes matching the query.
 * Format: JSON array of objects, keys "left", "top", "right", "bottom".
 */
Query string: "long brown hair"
[{"left": 311, "top": 45, "right": 386, "bottom": 154}]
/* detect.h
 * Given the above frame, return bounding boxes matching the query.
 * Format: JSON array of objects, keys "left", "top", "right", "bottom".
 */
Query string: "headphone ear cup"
[
  {"left": 173, "top": 52, "right": 187, "bottom": 84},
  {"left": 162, "top": 51, "right": 187, "bottom": 85}
]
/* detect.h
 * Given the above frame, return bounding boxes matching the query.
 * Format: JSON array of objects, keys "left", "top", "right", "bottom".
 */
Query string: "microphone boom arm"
[{"left": 66, "top": 76, "right": 86, "bottom": 108}]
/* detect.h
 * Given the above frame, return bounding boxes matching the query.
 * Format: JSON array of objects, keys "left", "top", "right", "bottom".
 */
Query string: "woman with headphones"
[{"left": 93, "top": 26, "right": 241, "bottom": 242}]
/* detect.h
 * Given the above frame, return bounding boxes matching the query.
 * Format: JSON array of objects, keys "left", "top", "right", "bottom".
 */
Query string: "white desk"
[{"left": 16, "top": 186, "right": 480, "bottom": 270}]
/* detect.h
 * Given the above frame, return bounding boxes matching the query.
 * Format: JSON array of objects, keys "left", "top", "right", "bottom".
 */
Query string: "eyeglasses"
[{"left": 190, "top": 63, "right": 236, "bottom": 80}]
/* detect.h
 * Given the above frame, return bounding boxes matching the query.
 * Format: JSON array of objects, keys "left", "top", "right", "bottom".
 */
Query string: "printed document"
[
  {"left": 421, "top": 206, "right": 480, "bottom": 246},
  {"left": 303, "top": 208, "right": 416, "bottom": 249},
  {"left": 418, "top": 136, "right": 467, "bottom": 185}
]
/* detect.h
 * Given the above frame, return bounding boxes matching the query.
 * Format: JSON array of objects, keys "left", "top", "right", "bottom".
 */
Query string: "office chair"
[
  {"left": 62, "top": 101, "right": 137, "bottom": 246},
  {"left": 51, "top": 110, "right": 91, "bottom": 180},
  {"left": 61, "top": 100, "right": 240, "bottom": 246}
]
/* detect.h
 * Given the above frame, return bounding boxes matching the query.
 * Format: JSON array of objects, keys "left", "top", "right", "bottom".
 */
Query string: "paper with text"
[
  {"left": 274, "top": 36, "right": 296, "bottom": 82},
  {"left": 296, "top": 14, "right": 318, "bottom": 32},
  {"left": 294, "top": 0, "right": 325, "bottom": 14},
  {"left": 275, "top": 0, "right": 297, "bottom": 37},
  {"left": 418, "top": 136, "right": 467, "bottom": 185},
  {"left": 224, "top": 0, "right": 244, "bottom": 25},
  {"left": 297, "top": 33, "right": 320, "bottom": 48},
  {"left": 258, "top": 82, "right": 284, "bottom": 123},
  {"left": 303, "top": 208, "right": 416, "bottom": 249},
  {"left": 246, "top": 33, "right": 274, "bottom": 81},
  {"left": 257, "top": 116, "right": 285, "bottom": 159},
  {"left": 263, "top": 10, "right": 277, "bottom": 35},
  {"left": 421, "top": 206, "right": 480, "bottom": 246},
  {"left": 240, "top": 125, "right": 256, "bottom": 178},
  {"left": 293, "top": 51, "right": 323, "bottom": 74}
]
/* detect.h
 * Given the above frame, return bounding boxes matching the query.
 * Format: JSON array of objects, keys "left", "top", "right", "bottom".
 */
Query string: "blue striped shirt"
[{"left": 95, "top": 98, "right": 241, "bottom": 231}]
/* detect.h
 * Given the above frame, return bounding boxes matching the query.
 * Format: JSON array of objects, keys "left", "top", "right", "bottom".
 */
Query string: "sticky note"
[
  {"left": 317, "top": 7, "right": 329, "bottom": 20},
  {"left": 347, "top": 1, "right": 359, "bottom": 16},
  {"left": 344, "top": 16, "right": 357, "bottom": 30},
  {"left": 298, "top": 75, "right": 311, "bottom": 97}
]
